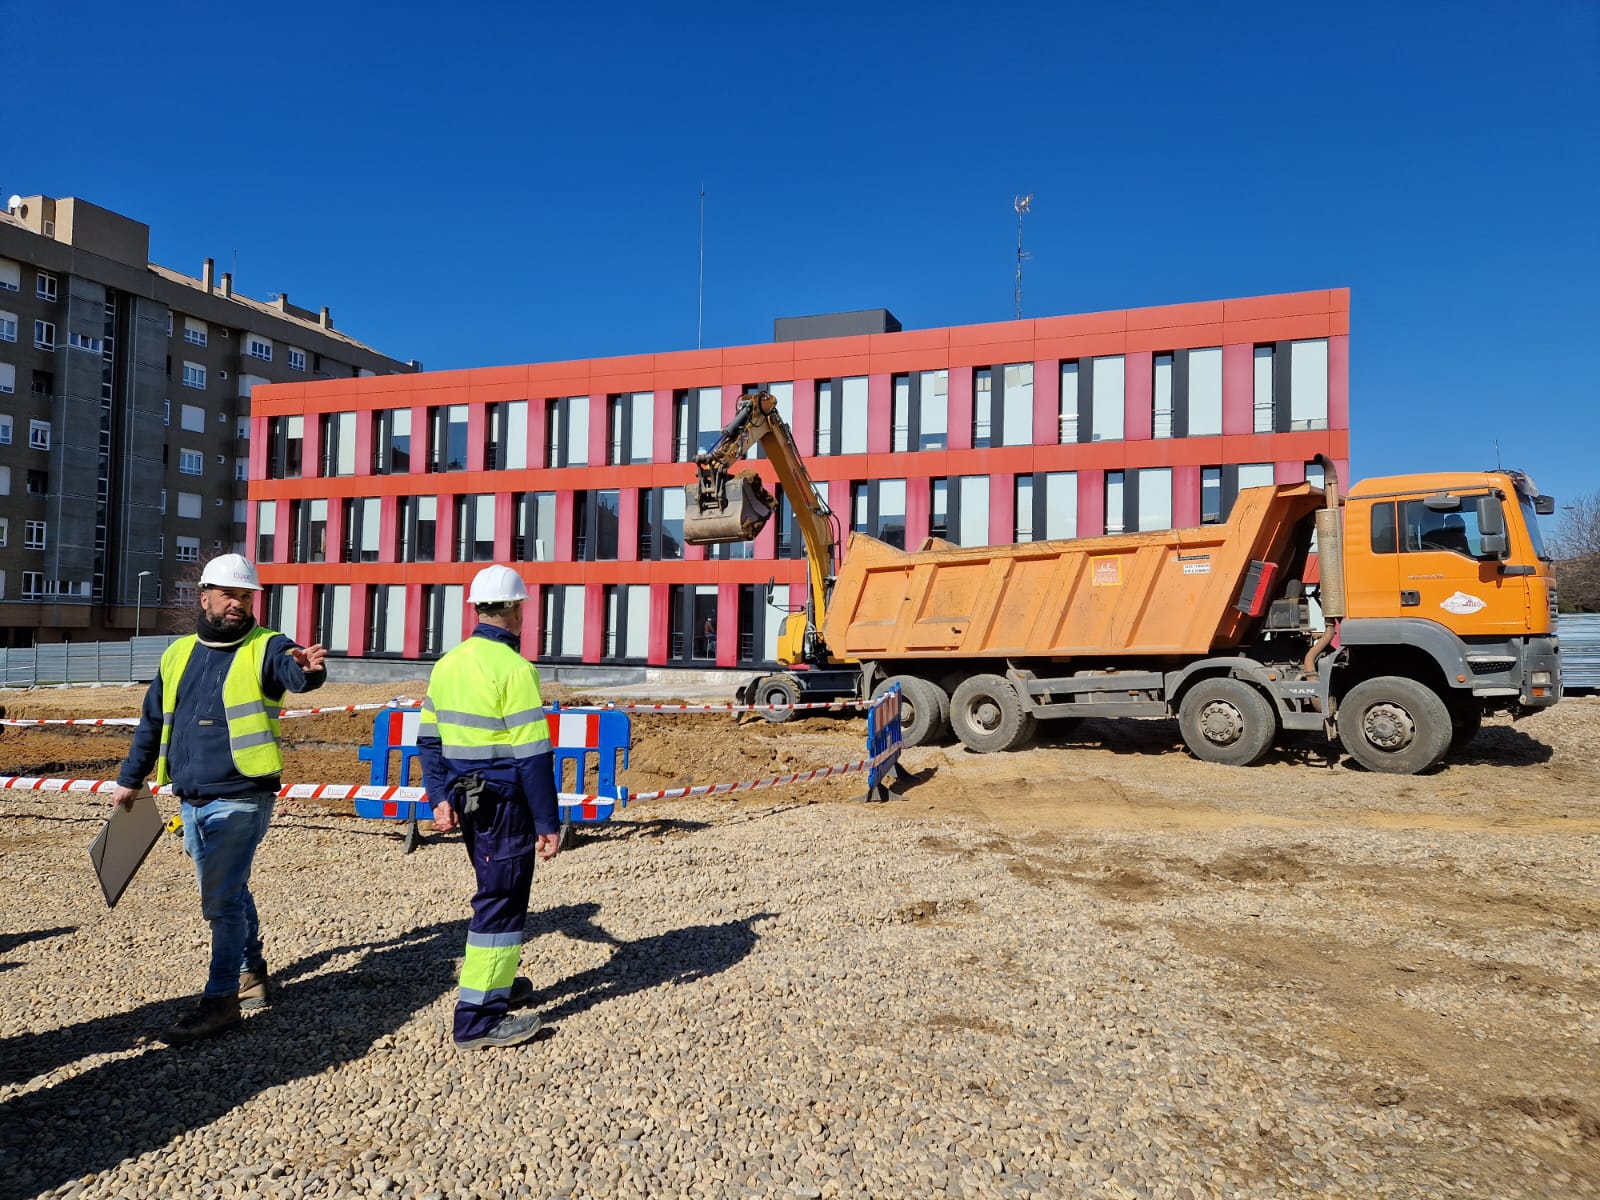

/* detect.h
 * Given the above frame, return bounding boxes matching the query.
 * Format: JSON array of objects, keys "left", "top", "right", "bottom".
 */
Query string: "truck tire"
[
  {"left": 871, "top": 676, "right": 945, "bottom": 748},
  {"left": 1338, "top": 677, "right": 1452, "bottom": 774},
  {"left": 1447, "top": 702, "right": 1482, "bottom": 754},
  {"left": 949, "top": 674, "right": 1035, "bottom": 753},
  {"left": 1177, "top": 678, "right": 1278, "bottom": 767},
  {"left": 752, "top": 674, "right": 801, "bottom": 724}
]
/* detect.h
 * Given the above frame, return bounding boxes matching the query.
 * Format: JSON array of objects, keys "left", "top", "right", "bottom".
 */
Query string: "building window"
[
  {"left": 812, "top": 377, "right": 867, "bottom": 456},
  {"left": 429, "top": 404, "right": 469, "bottom": 472},
  {"left": 246, "top": 336, "right": 272, "bottom": 361},
  {"left": 37, "top": 272, "right": 57, "bottom": 302},
  {"left": 514, "top": 491, "right": 556, "bottom": 561},
  {"left": 267, "top": 416, "right": 304, "bottom": 479},
  {"left": 1289, "top": 339, "right": 1329, "bottom": 430},
  {"left": 367, "top": 585, "right": 407, "bottom": 655},
  {"left": 35, "top": 320, "right": 55, "bottom": 349},
  {"left": 342, "top": 497, "right": 382, "bottom": 562},
  {"left": 68, "top": 332, "right": 104, "bottom": 353},
  {"left": 890, "top": 369, "right": 949, "bottom": 453},
  {"left": 22, "top": 572, "right": 45, "bottom": 600},
  {"left": 293, "top": 498, "right": 328, "bottom": 562},
  {"left": 25, "top": 520, "right": 47, "bottom": 549},
  {"left": 1253, "top": 345, "right": 1275, "bottom": 433},
  {"left": 1153, "top": 354, "right": 1174, "bottom": 439},
  {"left": 183, "top": 361, "right": 206, "bottom": 390},
  {"left": 636, "top": 487, "right": 685, "bottom": 561},
  {"left": 1091, "top": 356, "right": 1125, "bottom": 442},
  {"left": 0, "top": 414, "right": 9, "bottom": 442},
  {"left": 546, "top": 395, "right": 590, "bottom": 467},
  {"left": 257, "top": 502, "right": 277, "bottom": 561},
  {"left": 313, "top": 584, "right": 350, "bottom": 653},
  {"left": 178, "top": 491, "right": 203, "bottom": 520},
  {"left": 1002, "top": 363, "right": 1034, "bottom": 446},
  {"left": 183, "top": 319, "right": 207, "bottom": 347},
  {"left": 320, "top": 411, "right": 357, "bottom": 476},
  {"left": 27, "top": 468, "right": 47, "bottom": 495},
  {"left": 179, "top": 449, "right": 203, "bottom": 475},
  {"left": 1201, "top": 467, "right": 1223, "bottom": 524},
  {"left": 0, "top": 364, "right": 13, "bottom": 394},
  {"left": 541, "top": 585, "right": 588, "bottom": 660},
  {"left": 1135, "top": 467, "right": 1173, "bottom": 532},
  {"left": 0, "top": 310, "right": 16, "bottom": 342},
  {"left": 595, "top": 490, "right": 620, "bottom": 560},
  {"left": 29, "top": 420, "right": 50, "bottom": 451},
  {"left": 671, "top": 388, "right": 720, "bottom": 463},
  {"left": 1189, "top": 347, "right": 1223, "bottom": 437},
  {"left": 287, "top": 348, "right": 306, "bottom": 372},
  {"left": 1058, "top": 361, "right": 1080, "bottom": 443},
  {"left": 454, "top": 494, "right": 497, "bottom": 561},
  {"left": 175, "top": 536, "right": 200, "bottom": 563},
  {"left": 1015, "top": 472, "right": 1077, "bottom": 542},
  {"left": 181, "top": 404, "right": 206, "bottom": 433},
  {"left": 398, "top": 494, "right": 437, "bottom": 562},
  {"left": 0, "top": 258, "right": 18, "bottom": 291},
  {"left": 607, "top": 392, "right": 654, "bottom": 465},
  {"left": 373, "top": 408, "right": 412, "bottom": 474},
  {"left": 972, "top": 368, "right": 994, "bottom": 448},
  {"left": 485, "top": 400, "right": 528, "bottom": 470},
  {"left": 0, "top": 517, "right": 6, "bottom": 547}
]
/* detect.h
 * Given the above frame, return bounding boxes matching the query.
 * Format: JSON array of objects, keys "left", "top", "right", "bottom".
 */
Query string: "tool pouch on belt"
[{"left": 451, "top": 772, "right": 490, "bottom": 817}]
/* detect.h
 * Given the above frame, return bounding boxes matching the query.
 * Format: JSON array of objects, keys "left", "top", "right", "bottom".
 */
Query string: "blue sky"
[{"left": 6, "top": 1, "right": 1596, "bottom": 515}]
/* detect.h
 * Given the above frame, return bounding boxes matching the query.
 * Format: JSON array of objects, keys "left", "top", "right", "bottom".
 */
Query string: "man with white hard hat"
[
  {"left": 419, "top": 563, "right": 560, "bottom": 1050},
  {"left": 111, "top": 553, "right": 328, "bottom": 1044}
]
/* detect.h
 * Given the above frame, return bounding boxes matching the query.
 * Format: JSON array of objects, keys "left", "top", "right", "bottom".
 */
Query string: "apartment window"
[
  {"left": 179, "top": 449, "right": 203, "bottom": 476},
  {"left": 175, "top": 536, "right": 200, "bottom": 563},
  {"left": 1238, "top": 462, "right": 1275, "bottom": 490},
  {"left": 972, "top": 368, "right": 994, "bottom": 448},
  {"left": 398, "top": 494, "right": 437, "bottom": 562},
  {"left": 294, "top": 498, "right": 328, "bottom": 562},
  {"left": 68, "top": 332, "right": 103, "bottom": 354},
  {"left": 455, "top": 494, "right": 497, "bottom": 561},
  {"left": 485, "top": 400, "right": 528, "bottom": 470},
  {"left": 183, "top": 318, "right": 207, "bottom": 347},
  {"left": 547, "top": 395, "right": 590, "bottom": 467},
  {"left": 367, "top": 585, "right": 407, "bottom": 655},
  {"left": 847, "top": 478, "right": 907, "bottom": 550},
  {"left": 24, "top": 469, "right": 46, "bottom": 495},
  {"left": 947, "top": 476, "right": 988, "bottom": 547},
  {"left": 257, "top": 502, "right": 277, "bottom": 561},
  {"left": 164, "top": 399, "right": 170, "bottom": 426},
  {"left": 37, "top": 271, "right": 58, "bottom": 302},
  {"left": 1091, "top": 356, "right": 1125, "bottom": 442},
  {"left": 635, "top": 487, "right": 685, "bottom": 561},
  {"left": 811, "top": 377, "right": 867, "bottom": 456},
  {"left": 35, "top": 320, "right": 55, "bottom": 349},
  {"left": 540, "top": 585, "right": 588, "bottom": 660},
  {"left": 181, "top": 404, "right": 206, "bottom": 433},
  {"left": 1153, "top": 354, "right": 1174, "bottom": 439},
  {"left": 0, "top": 258, "right": 19, "bottom": 291},
  {"left": 29, "top": 420, "right": 50, "bottom": 451},
  {"left": 602, "top": 583, "right": 652, "bottom": 661},
  {"left": 178, "top": 491, "right": 203, "bottom": 519},
  {"left": 320, "top": 411, "right": 357, "bottom": 476},
  {"left": 1201, "top": 467, "right": 1224, "bottom": 524},
  {"left": 373, "top": 408, "right": 412, "bottom": 474},
  {"left": 32, "top": 369, "right": 51, "bottom": 396},
  {"left": 595, "top": 490, "right": 620, "bottom": 560},
  {"left": 1289, "top": 339, "right": 1329, "bottom": 430},
  {"left": 0, "top": 517, "right": 6, "bottom": 547},
  {"left": 607, "top": 392, "right": 654, "bottom": 465},
  {"left": 313, "top": 584, "right": 350, "bottom": 654},
  {"left": 418, "top": 584, "right": 463, "bottom": 657},
  {"left": 1105, "top": 472, "right": 1126, "bottom": 534},
  {"left": 889, "top": 369, "right": 949, "bottom": 453},
  {"left": 671, "top": 388, "right": 721, "bottom": 462},
  {"left": 1002, "top": 363, "right": 1034, "bottom": 446},
  {"left": 183, "top": 361, "right": 206, "bottom": 390},
  {"left": 0, "top": 364, "right": 13, "bottom": 395},
  {"left": 1015, "top": 472, "right": 1077, "bottom": 542},
  {"left": 429, "top": 405, "right": 469, "bottom": 472},
  {"left": 342, "top": 497, "right": 382, "bottom": 562},
  {"left": 1188, "top": 347, "right": 1223, "bottom": 437},
  {"left": 1058, "top": 361, "right": 1080, "bottom": 442},
  {"left": 514, "top": 491, "right": 556, "bottom": 562},
  {"left": 246, "top": 336, "right": 273, "bottom": 361},
  {"left": 0, "top": 415, "right": 8, "bottom": 443},
  {"left": 267, "top": 415, "right": 304, "bottom": 479},
  {"left": 1253, "top": 346, "right": 1275, "bottom": 433},
  {"left": 287, "top": 348, "right": 306, "bottom": 372},
  {"left": 1135, "top": 467, "right": 1173, "bottom": 532},
  {"left": 0, "top": 310, "right": 15, "bottom": 342},
  {"left": 23, "top": 572, "right": 44, "bottom": 600},
  {"left": 24, "top": 520, "right": 46, "bottom": 550}
]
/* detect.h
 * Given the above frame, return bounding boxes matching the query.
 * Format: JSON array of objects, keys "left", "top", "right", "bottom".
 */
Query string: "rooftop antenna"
[
  {"left": 1495, "top": 439, "right": 1503, "bottom": 470},
  {"left": 1013, "top": 193, "right": 1033, "bottom": 320},
  {"left": 697, "top": 182, "right": 706, "bottom": 350}
]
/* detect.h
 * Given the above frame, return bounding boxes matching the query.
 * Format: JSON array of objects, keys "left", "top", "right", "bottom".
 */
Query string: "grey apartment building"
[{"left": 0, "top": 194, "right": 415, "bottom": 646}]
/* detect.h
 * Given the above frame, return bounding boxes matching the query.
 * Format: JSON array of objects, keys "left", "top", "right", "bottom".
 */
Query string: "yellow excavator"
[{"left": 682, "top": 390, "right": 862, "bottom": 715}]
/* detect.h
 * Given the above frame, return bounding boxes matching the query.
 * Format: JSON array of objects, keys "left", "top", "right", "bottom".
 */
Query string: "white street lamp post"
[{"left": 135, "top": 571, "right": 152, "bottom": 639}]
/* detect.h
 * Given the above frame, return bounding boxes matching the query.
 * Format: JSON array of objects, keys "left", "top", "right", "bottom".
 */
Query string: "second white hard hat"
[
  {"left": 467, "top": 563, "right": 529, "bottom": 604},
  {"left": 198, "top": 553, "right": 262, "bottom": 591}
]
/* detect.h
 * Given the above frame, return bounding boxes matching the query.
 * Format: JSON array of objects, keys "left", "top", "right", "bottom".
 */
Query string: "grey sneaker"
[
  {"left": 455, "top": 1012, "right": 544, "bottom": 1050},
  {"left": 162, "top": 994, "right": 242, "bottom": 1044},
  {"left": 238, "top": 967, "right": 274, "bottom": 1011}
]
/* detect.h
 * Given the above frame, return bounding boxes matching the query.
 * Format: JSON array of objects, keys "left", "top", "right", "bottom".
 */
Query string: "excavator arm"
[{"left": 682, "top": 391, "right": 838, "bottom": 662}]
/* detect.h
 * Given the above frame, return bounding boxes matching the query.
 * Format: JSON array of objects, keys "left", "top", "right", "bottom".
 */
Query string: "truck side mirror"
[
  {"left": 1477, "top": 495, "right": 1508, "bottom": 556},
  {"left": 1534, "top": 495, "right": 1555, "bottom": 516}
]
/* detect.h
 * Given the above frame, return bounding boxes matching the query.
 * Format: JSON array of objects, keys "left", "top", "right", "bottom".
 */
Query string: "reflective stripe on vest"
[
  {"left": 420, "top": 636, "right": 551, "bottom": 763},
  {"left": 156, "top": 626, "right": 284, "bottom": 785}
]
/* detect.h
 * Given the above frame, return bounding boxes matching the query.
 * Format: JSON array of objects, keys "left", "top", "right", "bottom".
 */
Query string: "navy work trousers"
[{"left": 453, "top": 789, "right": 537, "bottom": 1043}]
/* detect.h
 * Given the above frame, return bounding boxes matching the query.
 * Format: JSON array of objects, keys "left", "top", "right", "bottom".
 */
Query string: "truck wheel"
[
  {"left": 753, "top": 674, "right": 801, "bottom": 723},
  {"left": 1338, "top": 677, "right": 1452, "bottom": 774},
  {"left": 949, "top": 674, "right": 1035, "bottom": 753},
  {"left": 1447, "top": 703, "right": 1482, "bottom": 754},
  {"left": 871, "top": 676, "right": 944, "bottom": 748},
  {"left": 1178, "top": 678, "right": 1277, "bottom": 766}
]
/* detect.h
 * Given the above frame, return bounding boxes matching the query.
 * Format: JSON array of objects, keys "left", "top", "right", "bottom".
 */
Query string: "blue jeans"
[{"left": 181, "top": 796, "right": 275, "bottom": 997}]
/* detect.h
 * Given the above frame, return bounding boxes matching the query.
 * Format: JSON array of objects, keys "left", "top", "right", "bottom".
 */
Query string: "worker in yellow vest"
[
  {"left": 420, "top": 564, "right": 560, "bottom": 1049},
  {"left": 112, "top": 554, "right": 327, "bottom": 1044}
]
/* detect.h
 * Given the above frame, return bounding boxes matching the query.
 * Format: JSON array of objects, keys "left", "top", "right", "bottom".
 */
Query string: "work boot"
[
  {"left": 508, "top": 976, "right": 534, "bottom": 1009},
  {"left": 455, "top": 1012, "right": 544, "bottom": 1050},
  {"left": 238, "top": 966, "right": 274, "bottom": 1011},
  {"left": 162, "top": 994, "right": 242, "bottom": 1045}
]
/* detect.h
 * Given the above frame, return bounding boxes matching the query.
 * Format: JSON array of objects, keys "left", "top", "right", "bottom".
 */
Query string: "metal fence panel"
[
  {"left": 0, "top": 636, "right": 180, "bottom": 687},
  {"left": 1561, "top": 613, "right": 1600, "bottom": 691}
]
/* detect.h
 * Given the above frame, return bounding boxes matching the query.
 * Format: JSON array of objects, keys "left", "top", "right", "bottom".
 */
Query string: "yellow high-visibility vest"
[
  {"left": 156, "top": 626, "right": 284, "bottom": 784},
  {"left": 421, "top": 635, "right": 551, "bottom": 764}
]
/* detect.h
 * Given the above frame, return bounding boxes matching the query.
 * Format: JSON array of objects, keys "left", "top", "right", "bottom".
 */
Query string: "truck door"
[
  {"left": 1398, "top": 496, "right": 1519, "bottom": 635},
  {"left": 1342, "top": 499, "right": 1402, "bottom": 619}
]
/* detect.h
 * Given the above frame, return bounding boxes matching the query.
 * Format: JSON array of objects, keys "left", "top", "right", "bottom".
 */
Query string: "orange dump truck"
[{"left": 819, "top": 462, "right": 1560, "bottom": 773}]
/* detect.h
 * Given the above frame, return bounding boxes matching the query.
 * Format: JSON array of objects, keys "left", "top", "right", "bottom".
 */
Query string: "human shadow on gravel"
[
  {"left": 523, "top": 902, "right": 771, "bottom": 1026},
  {"left": 0, "top": 925, "right": 77, "bottom": 976},
  {"left": 0, "top": 922, "right": 464, "bottom": 1200}
]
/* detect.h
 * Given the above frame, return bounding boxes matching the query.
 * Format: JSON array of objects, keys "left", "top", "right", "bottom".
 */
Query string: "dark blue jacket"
[
  {"left": 117, "top": 628, "right": 326, "bottom": 802},
  {"left": 417, "top": 623, "right": 560, "bottom": 836}
]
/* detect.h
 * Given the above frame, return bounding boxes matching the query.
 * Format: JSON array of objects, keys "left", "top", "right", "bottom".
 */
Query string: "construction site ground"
[{"left": 1, "top": 681, "right": 1596, "bottom": 1197}]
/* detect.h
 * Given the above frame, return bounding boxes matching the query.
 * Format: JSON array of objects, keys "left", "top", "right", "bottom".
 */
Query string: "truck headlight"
[{"left": 1530, "top": 671, "right": 1553, "bottom": 686}]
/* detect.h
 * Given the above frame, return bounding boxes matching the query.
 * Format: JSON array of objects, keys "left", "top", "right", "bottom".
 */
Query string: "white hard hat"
[
  {"left": 198, "top": 553, "right": 262, "bottom": 591},
  {"left": 467, "top": 564, "right": 529, "bottom": 605}
]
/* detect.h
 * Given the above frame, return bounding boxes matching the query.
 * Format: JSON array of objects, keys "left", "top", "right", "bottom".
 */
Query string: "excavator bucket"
[{"left": 683, "top": 470, "right": 774, "bottom": 544}]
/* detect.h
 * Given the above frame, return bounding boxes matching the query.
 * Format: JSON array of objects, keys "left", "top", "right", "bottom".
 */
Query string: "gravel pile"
[{"left": 1, "top": 786, "right": 1594, "bottom": 1200}]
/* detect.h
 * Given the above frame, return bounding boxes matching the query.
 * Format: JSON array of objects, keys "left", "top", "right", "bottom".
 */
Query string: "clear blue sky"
[{"left": 7, "top": 1, "right": 1596, "bottom": 515}]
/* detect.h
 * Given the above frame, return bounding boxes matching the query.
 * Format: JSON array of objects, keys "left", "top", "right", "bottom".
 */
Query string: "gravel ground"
[{"left": 1, "top": 689, "right": 1596, "bottom": 1199}]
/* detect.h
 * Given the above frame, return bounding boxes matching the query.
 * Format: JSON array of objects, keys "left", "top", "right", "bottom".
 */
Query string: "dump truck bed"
[{"left": 824, "top": 483, "right": 1325, "bottom": 661}]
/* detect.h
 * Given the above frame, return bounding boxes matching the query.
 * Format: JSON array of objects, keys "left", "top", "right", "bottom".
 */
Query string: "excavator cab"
[{"left": 683, "top": 466, "right": 775, "bottom": 545}]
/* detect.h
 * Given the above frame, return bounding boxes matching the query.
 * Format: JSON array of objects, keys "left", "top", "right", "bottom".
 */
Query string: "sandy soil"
[{"left": 3, "top": 682, "right": 1597, "bottom": 1191}]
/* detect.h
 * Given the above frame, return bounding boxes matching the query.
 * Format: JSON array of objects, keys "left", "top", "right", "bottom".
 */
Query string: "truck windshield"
[{"left": 1520, "top": 497, "right": 1551, "bottom": 560}]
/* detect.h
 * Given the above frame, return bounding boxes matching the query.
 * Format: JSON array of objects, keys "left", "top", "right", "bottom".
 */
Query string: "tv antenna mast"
[
  {"left": 697, "top": 182, "right": 706, "bottom": 350},
  {"left": 1013, "top": 193, "right": 1033, "bottom": 320}
]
